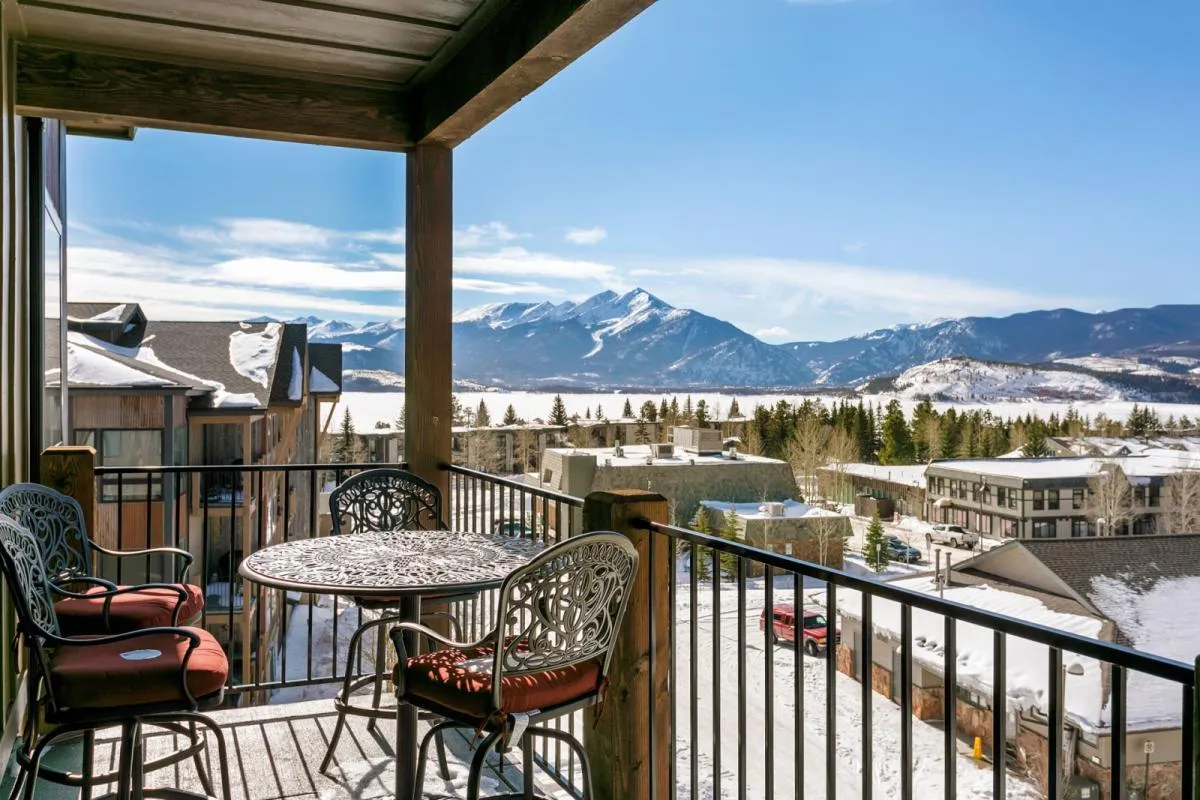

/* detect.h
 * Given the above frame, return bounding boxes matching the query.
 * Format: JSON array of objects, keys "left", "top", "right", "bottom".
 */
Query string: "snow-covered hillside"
[{"left": 886, "top": 357, "right": 1135, "bottom": 402}]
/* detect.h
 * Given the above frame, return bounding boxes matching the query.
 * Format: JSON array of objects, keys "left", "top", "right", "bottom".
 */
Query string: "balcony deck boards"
[{"left": 81, "top": 697, "right": 572, "bottom": 799}]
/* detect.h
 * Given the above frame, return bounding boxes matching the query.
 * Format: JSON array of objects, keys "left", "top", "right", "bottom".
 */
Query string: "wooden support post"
[
  {"left": 583, "top": 489, "right": 672, "bottom": 800},
  {"left": 404, "top": 144, "right": 452, "bottom": 502},
  {"left": 39, "top": 444, "right": 98, "bottom": 548}
]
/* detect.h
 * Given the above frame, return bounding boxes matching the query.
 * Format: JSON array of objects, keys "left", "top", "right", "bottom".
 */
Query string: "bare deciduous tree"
[
  {"left": 825, "top": 427, "right": 858, "bottom": 505},
  {"left": 1162, "top": 469, "right": 1200, "bottom": 534},
  {"left": 809, "top": 514, "right": 849, "bottom": 567},
  {"left": 788, "top": 416, "right": 830, "bottom": 501},
  {"left": 1086, "top": 463, "right": 1136, "bottom": 536}
]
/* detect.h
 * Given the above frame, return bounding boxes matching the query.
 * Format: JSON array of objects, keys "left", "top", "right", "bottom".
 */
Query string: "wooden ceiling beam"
[
  {"left": 412, "top": 0, "right": 656, "bottom": 146},
  {"left": 16, "top": 43, "right": 413, "bottom": 151}
]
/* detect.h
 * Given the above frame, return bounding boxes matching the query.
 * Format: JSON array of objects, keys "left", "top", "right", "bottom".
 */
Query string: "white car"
[{"left": 926, "top": 524, "right": 979, "bottom": 550}]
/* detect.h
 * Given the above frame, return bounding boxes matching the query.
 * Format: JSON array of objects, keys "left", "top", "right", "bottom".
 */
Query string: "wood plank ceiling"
[{"left": 7, "top": 0, "right": 656, "bottom": 149}]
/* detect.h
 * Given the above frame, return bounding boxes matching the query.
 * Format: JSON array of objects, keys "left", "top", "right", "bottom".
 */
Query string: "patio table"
[{"left": 239, "top": 529, "right": 545, "bottom": 799}]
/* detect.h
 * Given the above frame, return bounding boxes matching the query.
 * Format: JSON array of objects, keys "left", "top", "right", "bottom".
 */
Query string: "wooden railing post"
[
  {"left": 40, "top": 444, "right": 97, "bottom": 542},
  {"left": 584, "top": 489, "right": 672, "bottom": 800}
]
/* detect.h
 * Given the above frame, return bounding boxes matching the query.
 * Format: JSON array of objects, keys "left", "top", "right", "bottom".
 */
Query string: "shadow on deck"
[{"left": 12, "top": 698, "right": 574, "bottom": 800}]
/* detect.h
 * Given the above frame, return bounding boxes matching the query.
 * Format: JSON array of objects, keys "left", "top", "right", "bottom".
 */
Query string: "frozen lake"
[{"left": 335, "top": 390, "right": 1200, "bottom": 430}]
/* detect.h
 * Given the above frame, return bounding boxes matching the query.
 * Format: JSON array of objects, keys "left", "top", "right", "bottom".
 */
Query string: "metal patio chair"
[
  {"left": 0, "top": 483, "right": 205, "bottom": 634},
  {"left": 321, "top": 468, "right": 466, "bottom": 775},
  {"left": 0, "top": 513, "right": 232, "bottom": 800},
  {"left": 390, "top": 530, "right": 639, "bottom": 800}
]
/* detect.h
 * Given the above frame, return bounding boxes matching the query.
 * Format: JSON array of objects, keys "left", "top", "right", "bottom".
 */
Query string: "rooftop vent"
[{"left": 650, "top": 442, "right": 675, "bottom": 458}]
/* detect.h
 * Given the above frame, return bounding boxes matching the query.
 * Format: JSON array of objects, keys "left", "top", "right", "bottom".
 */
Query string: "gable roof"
[{"left": 65, "top": 303, "right": 343, "bottom": 408}]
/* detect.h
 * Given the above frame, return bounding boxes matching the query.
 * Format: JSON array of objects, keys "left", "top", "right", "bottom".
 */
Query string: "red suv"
[{"left": 759, "top": 604, "right": 839, "bottom": 657}]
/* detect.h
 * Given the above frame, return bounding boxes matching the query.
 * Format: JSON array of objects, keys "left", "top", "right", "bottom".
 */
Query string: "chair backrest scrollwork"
[
  {"left": 0, "top": 514, "right": 63, "bottom": 640},
  {"left": 329, "top": 468, "right": 443, "bottom": 534},
  {"left": 490, "top": 531, "right": 638, "bottom": 709},
  {"left": 0, "top": 483, "right": 92, "bottom": 582}
]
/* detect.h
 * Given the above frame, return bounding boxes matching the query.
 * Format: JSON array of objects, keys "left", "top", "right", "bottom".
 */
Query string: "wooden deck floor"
[{"left": 29, "top": 697, "right": 575, "bottom": 800}]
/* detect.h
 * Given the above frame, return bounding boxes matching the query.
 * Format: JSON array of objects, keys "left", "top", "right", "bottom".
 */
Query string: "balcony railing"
[{"left": 80, "top": 462, "right": 1199, "bottom": 800}]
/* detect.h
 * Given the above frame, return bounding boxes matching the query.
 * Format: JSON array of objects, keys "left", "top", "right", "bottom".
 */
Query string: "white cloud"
[
  {"left": 565, "top": 226, "right": 608, "bottom": 245},
  {"left": 212, "top": 257, "right": 403, "bottom": 291},
  {"left": 755, "top": 326, "right": 791, "bottom": 340},
  {"left": 841, "top": 241, "right": 867, "bottom": 254},
  {"left": 452, "top": 278, "right": 563, "bottom": 295},
  {"left": 454, "top": 222, "right": 527, "bottom": 250},
  {"left": 68, "top": 246, "right": 403, "bottom": 320},
  {"left": 180, "top": 218, "right": 334, "bottom": 249}
]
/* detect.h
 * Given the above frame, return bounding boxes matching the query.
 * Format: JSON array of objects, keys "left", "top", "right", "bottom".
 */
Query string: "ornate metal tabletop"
[{"left": 238, "top": 530, "right": 545, "bottom": 597}]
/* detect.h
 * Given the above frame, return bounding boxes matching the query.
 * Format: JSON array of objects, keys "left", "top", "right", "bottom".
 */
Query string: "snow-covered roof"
[
  {"left": 699, "top": 499, "right": 842, "bottom": 520},
  {"left": 830, "top": 462, "right": 927, "bottom": 488},
  {"left": 64, "top": 310, "right": 343, "bottom": 408},
  {"left": 839, "top": 570, "right": 1198, "bottom": 732},
  {"left": 547, "top": 444, "right": 784, "bottom": 467},
  {"left": 929, "top": 453, "right": 1200, "bottom": 482}
]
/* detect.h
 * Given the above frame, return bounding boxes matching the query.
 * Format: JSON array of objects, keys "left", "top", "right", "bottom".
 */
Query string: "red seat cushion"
[
  {"left": 396, "top": 645, "right": 602, "bottom": 726},
  {"left": 49, "top": 627, "right": 228, "bottom": 710},
  {"left": 55, "top": 584, "right": 205, "bottom": 636}
]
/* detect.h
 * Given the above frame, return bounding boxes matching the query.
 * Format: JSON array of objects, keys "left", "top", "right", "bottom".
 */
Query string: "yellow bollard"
[{"left": 973, "top": 736, "right": 983, "bottom": 761}]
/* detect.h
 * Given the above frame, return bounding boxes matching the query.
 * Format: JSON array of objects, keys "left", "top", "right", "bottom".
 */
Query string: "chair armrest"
[
  {"left": 52, "top": 575, "right": 118, "bottom": 594},
  {"left": 50, "top": 583, "right": 190, "bottom": 628},
  {"left": 388, "top": 622, "right": 496, "bottom": 696},
  {"left": 89, "top": 542, "right": 195, "bottom": 582},
  {"left": 45, "top": 624, "right": 200, "bottom": 649}
]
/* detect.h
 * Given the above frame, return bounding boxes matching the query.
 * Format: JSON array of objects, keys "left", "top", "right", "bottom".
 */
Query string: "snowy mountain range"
[{"left": 287, "top": 290, "right": 1200, "bottom": 397}]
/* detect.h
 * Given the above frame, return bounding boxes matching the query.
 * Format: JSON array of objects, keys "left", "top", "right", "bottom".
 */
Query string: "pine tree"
[
  {"left": 659, "top": 398, "right": 670, "bottom": 424},
  {"left": 879, "top": 400, "right": 916, "bottom": 465},
  {"left": 718, "top": 504, "right": 741, "bottom": 579},
  {"left": 864, "top": 512, "right": 890, "bottom": 573},
  {"left": 450, "top": 395, "right": 465, "bottom": 426},
  {"left": 669, "top": 397, "right": 680, "bottom": 425},
  {"left": 729, "top": 397, "right": 742, "bottom": 418},
  {"left": 1022, "top": 423, "right": 1050, "bottom": 458},
  {"left": 394, "top": 402, "right": 406, "bottom": 433},
  {"left": 691, "top": 505, "right": 713, "bottom": 580},
  {"left": 596, "top": 404, "right": 605, "bottom": 421},
  {"left": 682, "top": 395, "right": 694, "bottom": 425},
  {"left": 695, "top": 399, "right": 709, "bottom": 427},
  {"left": 585, "top": 407, "right": 592, "bottom": 420},
  {"left": 502, "top": 404, "right": 519, "bottom": 426},
  {"left": 640, "top": 400, "right": 658, "bottom": 423},
  {"left": 549, "top": 395, "right": 568, "bottom": 426},
  {"left": 475, "top": 400, "right": 491, "bottom": 428},
  {"left": 622, "top": 398, "right": 634, "bottom": 419},
  {"left": 332, "top": 407, "right": 357, "bottom": 464},
  {"left": 635, "top": 418, "right": 650, "bottom": 444}
]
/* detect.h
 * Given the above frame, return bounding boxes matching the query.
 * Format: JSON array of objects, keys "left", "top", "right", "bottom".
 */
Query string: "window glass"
[
  {"left": 1033, "top": 490, "right": 1045, "bottom": 511},
  {"left": 1047, "top": 490, "right": 1060, "bottom": 510},
  {"left": 1032, "top": 520, "right": 1056, "bottom": 538}
]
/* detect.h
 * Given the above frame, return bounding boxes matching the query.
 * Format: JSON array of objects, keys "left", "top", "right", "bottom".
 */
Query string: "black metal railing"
[
  {"left": 641, "top": 518, "right": 1199, "bottom": 800},
  {"left": 90, "top": 461, "right": 1200, "bottom": 800},
  {"left": 93, "top": 461, "right": 405, "bottom": 698}
]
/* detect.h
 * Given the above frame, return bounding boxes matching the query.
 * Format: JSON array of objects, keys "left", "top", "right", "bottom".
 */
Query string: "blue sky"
[{"left": 67, "top": 0, "right": 1200, "bottom": 342}]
